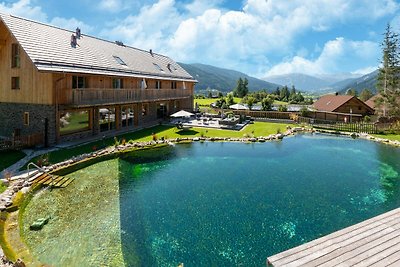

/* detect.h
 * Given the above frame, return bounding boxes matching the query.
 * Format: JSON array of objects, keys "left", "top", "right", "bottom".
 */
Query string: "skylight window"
[
  {"left": 153, "top": 63, "right": 164, "bottom": 72},
  {"left": 113, "top": 56, "right": 126, "bottom": 65}
]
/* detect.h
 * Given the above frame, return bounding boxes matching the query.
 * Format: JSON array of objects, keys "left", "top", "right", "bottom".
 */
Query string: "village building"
[
  {"left": 312, "top": 94, "right": 374, "bottom": 122},
  {"left": 0, "top": 14, "right": 196, "bottom": 146}
]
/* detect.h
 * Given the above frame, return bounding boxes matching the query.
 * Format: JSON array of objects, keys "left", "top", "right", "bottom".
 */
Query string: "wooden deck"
[{"left": 267, "top": 208, "right": 400, "bottom": 266}]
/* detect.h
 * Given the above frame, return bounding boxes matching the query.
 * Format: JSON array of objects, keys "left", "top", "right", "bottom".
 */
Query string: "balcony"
[{"left": 58, "top": 88, "right": 192, "bottom": 106}]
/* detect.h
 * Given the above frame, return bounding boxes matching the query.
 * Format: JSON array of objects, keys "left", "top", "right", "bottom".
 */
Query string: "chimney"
[
  {"left": 335, "top": 92, "right": 339, "bottom": 96},
  {"left": 167, "top": 63, "right": 172, "bottom": 71},
  {"left": 70, "top": 34, "right": 77, "bottom": 48},
  {"left": 76, "top": 27, "right": 81, "bottom": 39},
  {"left": 150, "top": 49, "right": 154, "bottom": 56}
]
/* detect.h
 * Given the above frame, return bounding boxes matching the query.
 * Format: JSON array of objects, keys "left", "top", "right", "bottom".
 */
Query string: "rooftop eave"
[{"left": 34, "top": 60, "right": 197, "bottom": 82}]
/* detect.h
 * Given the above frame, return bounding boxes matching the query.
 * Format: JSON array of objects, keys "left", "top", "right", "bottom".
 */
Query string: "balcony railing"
[{"left": 58, "top": 88, "right": 192, "bottom": 106}]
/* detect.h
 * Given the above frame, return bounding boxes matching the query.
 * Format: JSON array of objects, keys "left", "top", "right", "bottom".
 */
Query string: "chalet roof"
[
  {"left": 365, "top": 94, "right": 380, "bottom": 109},
  {"left": 0, "top": 13, "right": 196, "bottom": 82},
  {"left": 313, "top": 95, "right": 354, "bottom": 112}
]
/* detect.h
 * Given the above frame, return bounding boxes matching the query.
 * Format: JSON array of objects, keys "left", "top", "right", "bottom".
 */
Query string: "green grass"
[
  {"left": 0, "top": 150, "right": 26, "bottom": 172},
  {"left": 273, "top": 100, "right": 288, "bottom": 105},
  {"left": 21, "top": 122, "right": 290, "bottom": 169},
  {"left": 194, "top": 98, "right": 288, "bottom": 108},
  {"left": 194, "top": 97, "right": 243, "bottom": 107},
  {"left": 372, "top": 134, "right": 400, "bottom": 141}
]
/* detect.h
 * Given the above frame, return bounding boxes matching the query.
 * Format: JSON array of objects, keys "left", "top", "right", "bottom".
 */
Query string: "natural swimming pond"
[{"left": 21, "top": 134, "right": 400, "bottom": 266}]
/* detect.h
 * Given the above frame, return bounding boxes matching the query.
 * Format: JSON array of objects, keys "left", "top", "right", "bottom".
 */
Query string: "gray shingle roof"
[{"left": 0, "top": 13, "right": 195, "bottom": 82}]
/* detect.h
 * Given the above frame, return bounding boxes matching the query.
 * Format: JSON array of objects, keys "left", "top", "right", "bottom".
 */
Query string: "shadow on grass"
[{"left": 175, "top": 129, "right": 199, "bottom": 136}]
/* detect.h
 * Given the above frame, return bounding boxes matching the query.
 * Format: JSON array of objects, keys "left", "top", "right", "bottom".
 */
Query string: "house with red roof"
[{"left": 313, "top": 94, "right": 374, "bottom": 115}]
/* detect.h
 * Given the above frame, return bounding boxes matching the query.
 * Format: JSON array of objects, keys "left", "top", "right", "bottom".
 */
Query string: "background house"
[{"left": 312, "top": 94, "right": 374, "bottom": 122}]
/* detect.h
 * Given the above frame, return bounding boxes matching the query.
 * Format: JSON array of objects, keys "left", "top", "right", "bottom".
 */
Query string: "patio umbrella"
[
  {"left": 229, "top": 103, "right": 249, "bottom": 110},
  {"left": 170, "top": 110, "right": 195, "bottom": 118}
]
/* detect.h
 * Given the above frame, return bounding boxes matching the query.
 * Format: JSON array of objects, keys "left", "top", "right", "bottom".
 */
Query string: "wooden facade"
[{"left": 0, "top": 21, "right": 54, "bottom": 105}]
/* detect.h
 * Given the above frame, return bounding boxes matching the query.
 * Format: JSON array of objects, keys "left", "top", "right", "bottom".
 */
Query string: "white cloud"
[
  {"left": 0, "top": 0, "right": 93, "bottom": 34},
  {"left": 50, "top": 17, "right": 94, "bottom": 34},
  {"left": 98, "top": 0, "right": 397, "bottom": 76},
  {"left": 265, "top": 38, "right": 379, "bottom": 76},
  {"left": 0, "top": 0, "right": 47, "bottom": 21},
  {"left": 98, "top": 0, "right": 122, "bottom": 11}
]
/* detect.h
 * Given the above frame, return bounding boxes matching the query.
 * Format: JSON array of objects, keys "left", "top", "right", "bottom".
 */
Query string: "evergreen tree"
[
  {"left": 233, "top": 78, "right": 244, "bottom": 97},
  {"left": 359, "top": 89, "right": 373, "bottom": 101},
  {"left": 275, "top": 87, "right": 281, "bottom": 97},
  {"left": 377, "top": 23, "right": 400, "bottom": 116},
  {"left": 243, "top": 78, "right": 249, "bottom": 97},
  {"left": 346, "top": 88, "right": 358, "bottom": 97}
]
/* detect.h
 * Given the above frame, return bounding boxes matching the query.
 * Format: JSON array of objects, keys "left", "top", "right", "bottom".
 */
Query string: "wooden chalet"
[
  {"left": 0, "top": 14, "right": 196, "bottom": 145},
  {"left": 313, "top": 94, "right": 374, "bottom": 121}
]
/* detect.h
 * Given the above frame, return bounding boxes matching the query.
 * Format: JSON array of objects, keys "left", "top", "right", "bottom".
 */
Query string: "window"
[
  {"left": 153, "top": 63, "right": 164, "bottom": 72},
  {"left": 171, "top": 81, "right": 177, "bottom": 89},
  {"left": 72, "top": 76, "right": 87, "bottom": 89},
  {"left": 155, "top": 80, "right": 162, "bottom": 89},
  {"left": 60, "top": 110, "right": 90, "bottom": 135},
  {"left": 11, "top": 77, "right": 20, "bottom": 89},
  {"left": 11, "top": 43, "right": 20, "bottom": 68},
  {"left": 112, "top": 78, "right": 123, "bottom": 89},
  {"left": 23, "top": 112, "right": 29, "bottom": 126},
  {"left": 113, "top": 56, "right": 126, "bottom": 65}
]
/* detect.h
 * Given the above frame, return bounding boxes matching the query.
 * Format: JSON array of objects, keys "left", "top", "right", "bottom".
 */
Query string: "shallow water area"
[{"left": 21, "top": 134, "right": 400, "bottom": 266}]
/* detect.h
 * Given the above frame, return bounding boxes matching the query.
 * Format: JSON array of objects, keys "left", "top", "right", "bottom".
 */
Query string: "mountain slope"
[
  {"left": 263, "top": 73, "right": 332, "bottom": 92},
  {"left": 337, "top": 70, "right": 378, "bottom": 94},
  {"left": 179, "top": 63, "right": 280, "bottom": 92}
]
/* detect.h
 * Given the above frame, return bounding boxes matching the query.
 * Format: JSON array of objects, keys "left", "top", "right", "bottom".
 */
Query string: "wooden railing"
[
  {"left": 0, "top": 133, "right": 44, "bottom": 151},
  {"left": 59, "top": 88, "right": 192, "bottom": 106}
]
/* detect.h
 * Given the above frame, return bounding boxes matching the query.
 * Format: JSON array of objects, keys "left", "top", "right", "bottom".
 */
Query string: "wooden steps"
[{"left": 29, "top": 172, "right": 74, "bottom": 188}]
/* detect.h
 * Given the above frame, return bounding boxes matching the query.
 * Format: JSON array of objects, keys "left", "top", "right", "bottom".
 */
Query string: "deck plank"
[
  {"left": 313, "top": 221, "right": 400, "bottom": 266},
  {"left": 267, "top": 208, "right": 400, "bottom": 267}
]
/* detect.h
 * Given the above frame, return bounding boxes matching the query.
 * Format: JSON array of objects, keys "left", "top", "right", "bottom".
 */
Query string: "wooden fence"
[
  {"left": 312, "top": 123, "right": 379, "bottom": 134},
  {"left": 0, "top": 133, "right": 44, "bottom": 151}
]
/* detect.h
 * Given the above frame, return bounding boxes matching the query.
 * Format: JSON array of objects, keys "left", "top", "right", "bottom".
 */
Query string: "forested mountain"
[{"left": 179, "top": 63, "right": 280, "bottom": 92}]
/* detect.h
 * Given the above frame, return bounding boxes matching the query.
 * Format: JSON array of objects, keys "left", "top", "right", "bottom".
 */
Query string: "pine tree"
[
  {"left": 234, "top": 78, "right": 244, "bottom": 97},
  {"left": 377, "top": 23, "right": 400, "bottom": 116},
  {"left": 243, "top": 78, "right": 249, "bottom": 97}
]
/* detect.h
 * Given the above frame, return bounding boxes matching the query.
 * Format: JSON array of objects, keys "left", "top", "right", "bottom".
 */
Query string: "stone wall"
[{"left": 0, "top": 103, "right": 56, "bottom": 145}]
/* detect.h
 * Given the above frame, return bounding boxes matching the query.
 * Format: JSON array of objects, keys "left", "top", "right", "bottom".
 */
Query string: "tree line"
[{"left": 376, "top": 23, "right": 400, "bottom": 117}]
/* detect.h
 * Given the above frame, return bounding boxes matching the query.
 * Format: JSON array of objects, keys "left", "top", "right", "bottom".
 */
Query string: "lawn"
[
  {"left": 22, "top": 122, "right": 290, "bottom": 169},
  {"left": 372, "top": 134, "right": 400, "bottom": 141},
  {"left": 194, "top": 97, "right": 242, "bottom": 107},
  {"left": 194, "top": 98, "right": 288, "bottom": 108},
  {"left": 0, "top": 150, "right": 26, "bottom": 172}
]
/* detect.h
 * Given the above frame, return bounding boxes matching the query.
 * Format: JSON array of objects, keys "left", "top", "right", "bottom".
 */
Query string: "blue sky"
[{"left": 1, "top": 0, "right": 400, "bottom": 78}]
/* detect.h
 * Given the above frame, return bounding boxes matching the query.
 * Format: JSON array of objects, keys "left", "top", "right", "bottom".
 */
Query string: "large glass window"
[
  {"left": 122, "top": 106, "right": 134, "bottom": 127},
  {"left": 72, "top": 76, "right": 87, "bottom": 89},
  {"left": 59, "top": 110, "right": 90, "bottom": 135},
  {"left": 11, "top": 43, "right": 20, "bottom": 68},
  {"left": 99, "top": 107, "right": 116, "bottom": 132}
]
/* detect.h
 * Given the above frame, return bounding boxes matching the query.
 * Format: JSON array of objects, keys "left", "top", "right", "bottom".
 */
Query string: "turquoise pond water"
[{"left": 22, "top": 134, "right": 400, "bottom": 266}]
